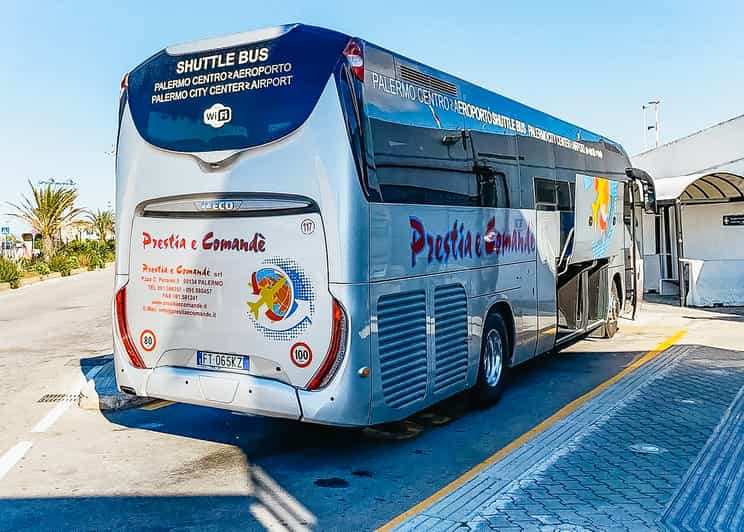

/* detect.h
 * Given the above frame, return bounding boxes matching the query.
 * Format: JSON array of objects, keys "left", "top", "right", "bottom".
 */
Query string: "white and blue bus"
[{"left": 114, "top": 24, "right": 654, "bottom": 426}]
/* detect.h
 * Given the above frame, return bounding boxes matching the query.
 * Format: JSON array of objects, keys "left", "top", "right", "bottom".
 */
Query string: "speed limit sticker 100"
[
  {"left": 140, "top": 329, "right": 157, "bottom": 352},
  {"left": 290, "top": 342, "right": 312, "bottom": 368}
]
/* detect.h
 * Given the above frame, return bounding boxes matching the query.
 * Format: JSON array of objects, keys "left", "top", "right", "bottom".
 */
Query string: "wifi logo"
[{"left": 203, "top": 103, "right": 232, "bottom": 128}]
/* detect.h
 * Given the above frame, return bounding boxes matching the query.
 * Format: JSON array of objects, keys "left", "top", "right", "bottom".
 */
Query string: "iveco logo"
[
  {"left": 195, "top": 199, "right": 243, "bottom": 211},
  {"left": 203, "top": 103, "right": 232, "bottom": 128}
]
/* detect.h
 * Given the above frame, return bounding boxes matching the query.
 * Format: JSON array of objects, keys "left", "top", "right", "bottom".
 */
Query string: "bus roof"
[
  {"left": 132, "top": 23, "right": 628, "bottom": 160},
  {"left": 355, "top": 33, "right": 627, "bottom": 159}
]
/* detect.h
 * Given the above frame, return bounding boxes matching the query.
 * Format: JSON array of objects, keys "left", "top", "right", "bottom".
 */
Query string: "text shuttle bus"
[{"left": 114, "top": 24, "right": 654, "bottom": 426}]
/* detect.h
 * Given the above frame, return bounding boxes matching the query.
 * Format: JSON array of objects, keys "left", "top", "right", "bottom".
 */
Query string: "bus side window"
[
  {"left": 376, "top": 167, "right": 478, "bottom": 206},
  {"left": 478, "top": 171, "right": 509, "bottom": 208},
  {"left": 557, "top": 181, "right": 572, "bottom": 211},
  {"left": 534, "top": 178, "right": 557, "bottom": 211},
  {"left": 370, "top": 119, "right": 479, "bottom": 206}
]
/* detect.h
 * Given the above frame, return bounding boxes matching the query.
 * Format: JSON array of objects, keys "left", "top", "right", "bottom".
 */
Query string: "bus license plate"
[{"left": 196, "top": 351, "right": 249, "bottom": 371}]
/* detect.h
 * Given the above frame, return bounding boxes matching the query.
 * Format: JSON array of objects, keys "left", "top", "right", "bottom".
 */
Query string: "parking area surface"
[{"left": 0, "top": 270, "right": 742, "bottom": 531}]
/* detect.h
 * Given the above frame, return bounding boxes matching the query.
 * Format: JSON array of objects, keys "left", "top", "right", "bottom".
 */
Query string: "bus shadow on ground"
[{"left": 1, "top": 344, "right": 654, "bottom": 531}]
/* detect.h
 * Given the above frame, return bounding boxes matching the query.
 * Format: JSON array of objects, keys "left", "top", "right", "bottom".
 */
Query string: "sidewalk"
[
  {"left": 389, "top": 299, "right": 744, "bottom": 532},
  {"left": 393, "top": 343, "right": 744, "bottom": 531}
]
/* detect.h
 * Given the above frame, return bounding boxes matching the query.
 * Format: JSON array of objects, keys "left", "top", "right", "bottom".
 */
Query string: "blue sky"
[{"left": 1, "top": 0, "right": 742, "bottom": 234}]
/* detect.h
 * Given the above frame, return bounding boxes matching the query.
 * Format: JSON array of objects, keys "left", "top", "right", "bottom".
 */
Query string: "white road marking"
[
  {"left": 0, "top": 357, "right": 112, "bottom": 486},
  {"left": 0, "top": 441, "right": 33, "bottom": 481},
  {"left": 252, "top": 467, "right": 316, "bottom": 525},
  {"left": 249, "top": 502, "right": 290, "bottom": 531},
  {"left": 31, "top": 402, "right": 72, "bottom": 433},
  {"left": 31, "top": 362, "right": 107, "bottom": 434},
  {"left": 248, "top": 466, "right": 316, "bottom": 531}
]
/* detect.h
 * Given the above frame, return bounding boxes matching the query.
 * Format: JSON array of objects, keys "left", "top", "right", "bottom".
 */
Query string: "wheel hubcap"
[{"left": 483, "top": 329, "right": 503, "bottom": 387}]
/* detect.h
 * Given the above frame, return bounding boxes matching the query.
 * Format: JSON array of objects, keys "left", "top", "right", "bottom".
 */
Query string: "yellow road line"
[
  {"left": 140, "top": 400, "right": 175, "bottom": 411},
  {"left": 377, "top": 329, "right": 687, "bottom": 531}
]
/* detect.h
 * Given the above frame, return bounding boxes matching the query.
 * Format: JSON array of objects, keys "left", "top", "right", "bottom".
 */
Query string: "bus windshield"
[{"left": 126, "top": 24, "right": 348, "bottom": 152}]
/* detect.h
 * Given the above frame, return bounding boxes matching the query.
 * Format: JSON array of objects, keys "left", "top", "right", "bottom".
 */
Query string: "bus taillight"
[
  {"left": 114, "top": 285, "right": 146, "bottom": 369},
  {"left": 343, "top": 39, "right": 364, "bottom": 81},
  {"left": 307, "top": 299, "right": 348, "bottom": 390}
]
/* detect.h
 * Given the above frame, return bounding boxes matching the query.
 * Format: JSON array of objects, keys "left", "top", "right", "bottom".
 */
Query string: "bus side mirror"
[
  {"left": 642, "top": 186, "right": 657, "bottom": 214},
  {"left": 625, "top": 167, "right": 657, "bottom": 214}
]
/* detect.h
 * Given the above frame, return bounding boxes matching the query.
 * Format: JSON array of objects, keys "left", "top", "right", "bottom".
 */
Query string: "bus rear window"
[{"left": 125, "top": 25, "right": 348, "bottom": 153}]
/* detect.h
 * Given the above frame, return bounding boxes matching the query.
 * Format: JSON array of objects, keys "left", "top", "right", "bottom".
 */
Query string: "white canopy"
[{"left": 655, "top": 172, "right": 744, "bottom": 202}]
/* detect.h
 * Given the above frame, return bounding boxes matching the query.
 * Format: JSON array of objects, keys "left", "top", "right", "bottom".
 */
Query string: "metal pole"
[
  {"left": 674, "top": 199, "right": 685, "bottom": 306},
  {"left": 654, "top": 103, "right": 660, "bottom": 148},
  {"left": 630, "top": 182, "right": 639, "bottom": 320},
  {"left": 642, "top": 105, "right": 648, "bottom": 150}
]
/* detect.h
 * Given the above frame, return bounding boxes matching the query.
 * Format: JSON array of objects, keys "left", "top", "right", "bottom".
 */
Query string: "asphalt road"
[
  {"left": 0, "top": 268, "right": 669, "bottom": 531},
  {"left": 0, "top": 269, "right": 113, "bottom": 451}
]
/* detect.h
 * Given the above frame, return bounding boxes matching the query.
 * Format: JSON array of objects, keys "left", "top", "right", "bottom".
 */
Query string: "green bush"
[
  {"left": 49, "top": 254, "right": 77, "bottom": 276},
  {"left": 0, "top": 257, "right": 22, "bottom": 288},
  {"left": 34, "top": 261, "right": 51, "bottom": 276},
  {"left": 85, "top": 250, "right": 105, "bottom": 270},
  {"left": 58, "top": 239, "right": 114, "bottom": 270},
  {"left": 17, "top": 257, "right": 32, "bottom": 272}
]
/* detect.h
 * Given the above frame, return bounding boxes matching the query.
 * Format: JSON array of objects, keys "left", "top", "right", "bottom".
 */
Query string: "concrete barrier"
[{"left": 18, "top": 275, "right": 42, "bottom": 287}]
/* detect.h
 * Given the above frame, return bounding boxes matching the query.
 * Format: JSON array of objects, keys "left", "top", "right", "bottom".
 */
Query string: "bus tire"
[
  {"left": 472, "top": 312, "right": 510, "bottom": 407},
  {"left": 604, "top": 280, "right": 621, "bottom": 339}
]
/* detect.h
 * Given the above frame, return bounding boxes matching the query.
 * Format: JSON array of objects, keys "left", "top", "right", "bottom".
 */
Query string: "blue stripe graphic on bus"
[{"left": 366, "top": 69, "right": 607, "bottom": 160}]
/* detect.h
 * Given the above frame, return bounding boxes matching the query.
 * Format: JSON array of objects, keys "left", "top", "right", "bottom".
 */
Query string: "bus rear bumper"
[
  {"left": 115, "top": 344, "right": 301, "bottom": 419},
  {"left": 115, "top": 342, "right": 372, "bottom": 424},
  {"left": 145, "top": 367, "right": 302, "bottom": 420}
]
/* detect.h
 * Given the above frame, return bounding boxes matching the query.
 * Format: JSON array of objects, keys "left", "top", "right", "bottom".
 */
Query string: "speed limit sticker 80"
[
  {"left": 139, "top": 329, "right": 157, "bottom": 352},
  {"left": 290, "top": 342, "right": 312, "bottom": 368}
]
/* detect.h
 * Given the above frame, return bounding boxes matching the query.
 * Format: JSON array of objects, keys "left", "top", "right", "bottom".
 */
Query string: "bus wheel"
[
  {"left": 604, "top": 282, "right": 621, "bottom": 338},
  {"left": 473, "top": 313, "right": 509, "bottom": 406}
]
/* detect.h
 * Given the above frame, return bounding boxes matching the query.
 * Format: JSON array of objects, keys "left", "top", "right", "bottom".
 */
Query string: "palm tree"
[
  {"left": 5, "top": 180, "right": 85, "bottom": 259},
  {"left": 86, "top": 209, "right": 115, "bottom": 242}
]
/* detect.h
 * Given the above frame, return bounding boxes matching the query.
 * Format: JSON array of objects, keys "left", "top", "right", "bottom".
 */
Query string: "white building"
[{"left": 632, "top": 115, "right": 744, "bottom": 306}]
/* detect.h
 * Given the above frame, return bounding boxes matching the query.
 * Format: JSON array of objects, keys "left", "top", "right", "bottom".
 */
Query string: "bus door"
[
  {"left": 623, "top": 182, "right": 642, "bottom": 317},
  {"left": 533, "top": 176, "right": 560, "bottom": 355},
  {"left": 623, "top": 170, "right": 657, "bottom": 318}
]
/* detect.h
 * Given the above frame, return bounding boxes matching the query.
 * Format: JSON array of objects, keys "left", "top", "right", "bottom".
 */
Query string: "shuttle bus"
[{"left": 114, "top": 24, "right": 653, "bottom": 426}]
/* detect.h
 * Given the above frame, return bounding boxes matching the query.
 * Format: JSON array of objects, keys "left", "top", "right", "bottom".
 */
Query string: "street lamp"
[{"left": 642, "top": 100, "right": 661, "bottom": 150}]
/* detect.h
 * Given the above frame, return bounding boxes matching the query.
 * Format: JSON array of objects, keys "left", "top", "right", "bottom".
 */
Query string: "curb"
[
  {"left": 78, "top": 378, "right": 156, "bottom": 411},
  {"left": 2, "top": 262, "right": 115, "bottom": 291},
  {"left": 19, "top": 275, "right": 42, "bottom": 287},
  {"left": 78, "top": 356, "right": 156, "bottom": 412},
  {"left": 19, "top": 272, "right": 62, "bottom": 286}
]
